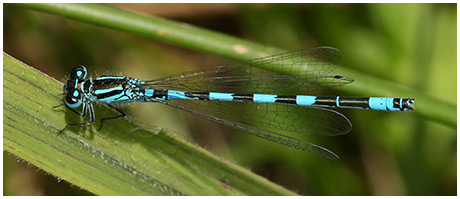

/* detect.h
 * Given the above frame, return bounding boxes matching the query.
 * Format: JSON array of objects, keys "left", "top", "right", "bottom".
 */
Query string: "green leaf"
[
  {"left": 17, "top": 3, "right": 455, "bottom": 128},
  {"left": 3, "top": 53, "right": 297, "bottom": 195}
]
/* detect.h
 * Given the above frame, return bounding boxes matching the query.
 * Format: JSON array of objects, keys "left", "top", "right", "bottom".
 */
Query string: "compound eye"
[
  {"left": 65, "top": 89, "right": 82, "bottom": 108},
  {"left": 70, "top": 65, "right": 87, "bottom": 80}
]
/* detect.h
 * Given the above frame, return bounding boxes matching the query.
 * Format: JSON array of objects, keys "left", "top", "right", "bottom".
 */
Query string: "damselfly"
[{"left": 55, "top": 47, "right": 415, "bottom": 160}]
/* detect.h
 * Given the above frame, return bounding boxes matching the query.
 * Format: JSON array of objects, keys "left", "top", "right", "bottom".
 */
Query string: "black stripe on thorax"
[
  {"left": 96, "top": 89, "right": 123, "bottom": 100},
  {"left": 92, "top": 77, "right": 129, "bottom": 87}
]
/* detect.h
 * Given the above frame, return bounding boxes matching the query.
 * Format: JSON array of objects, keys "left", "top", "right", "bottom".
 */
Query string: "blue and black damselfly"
[{"left": 55, "top": 47, "right": 414, "bottom": 160}]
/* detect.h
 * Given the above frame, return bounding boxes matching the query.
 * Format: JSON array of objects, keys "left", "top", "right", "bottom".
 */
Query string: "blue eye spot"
[{"left": 73, "top": 90, "right": 80, "bottom": 97}]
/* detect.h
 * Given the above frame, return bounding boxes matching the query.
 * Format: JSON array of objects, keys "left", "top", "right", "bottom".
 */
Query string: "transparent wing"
[
  {"left": 150, "top": 98, "right": 352, "bottom": 160},
  {"left": 144, "top": 47, "right": 352, "bottom": 94}
]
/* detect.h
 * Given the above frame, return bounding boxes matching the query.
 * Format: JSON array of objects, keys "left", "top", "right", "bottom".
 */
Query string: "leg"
[
  {"left": 80, "top": 102, "right": 88, "bottom": 117},
  {"left": 58, "top": 102, "right": 95, "bottom": 133},
  {"left": 98, "top": 103, "right": 126, "bottom": 130}
]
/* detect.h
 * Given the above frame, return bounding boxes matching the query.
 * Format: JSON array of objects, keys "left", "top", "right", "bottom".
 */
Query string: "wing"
[
  {"left": 144, "top": 47, "right": 352, "bottom": 94},
  {"left": 150, "top": 98, "right": 352, "bottom": 160}
]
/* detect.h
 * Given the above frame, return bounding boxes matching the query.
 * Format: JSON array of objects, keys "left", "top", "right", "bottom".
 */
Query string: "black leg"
[
  {"left": 53, "top": 103, "right": 64, "bottom": 108},
  {"left": 81, "top": 102, "right": 88, "bottom": 117},
  {"left": 58, "top": 102, "right": 95, "bottom": 133},
  {"left": 98, "top": 103, "right": 126, "bottom": 130}
]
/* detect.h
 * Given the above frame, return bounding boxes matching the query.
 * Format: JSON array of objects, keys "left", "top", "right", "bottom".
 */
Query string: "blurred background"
[{"left": 3, "top": 3, "right": 456, "bottom": 196}]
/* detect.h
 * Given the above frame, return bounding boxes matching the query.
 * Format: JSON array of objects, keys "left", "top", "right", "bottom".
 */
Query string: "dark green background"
[{"left": 3, "top": 3, "right": 456, "bottom": 195}]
